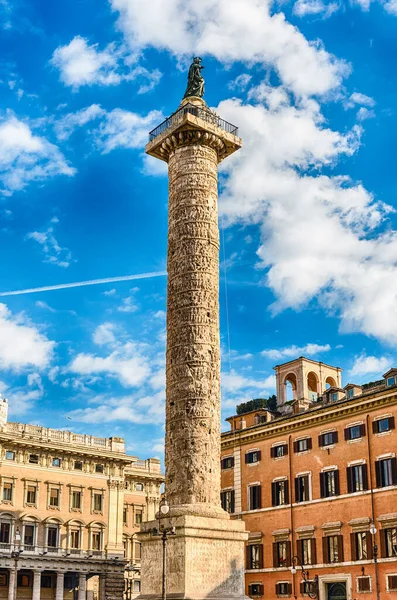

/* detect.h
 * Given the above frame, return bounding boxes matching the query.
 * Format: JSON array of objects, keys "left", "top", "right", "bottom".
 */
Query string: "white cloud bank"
[
  {"left": 349, "top": 354, "right": 392, "bottom": 377},
  {"left": 262, "top": 343, "right": 331, "bottom": 360}
]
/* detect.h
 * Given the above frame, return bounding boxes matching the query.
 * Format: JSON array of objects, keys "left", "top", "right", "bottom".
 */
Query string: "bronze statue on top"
[{"left": 183, "top": 57, "right": 205, "bottom": 99}]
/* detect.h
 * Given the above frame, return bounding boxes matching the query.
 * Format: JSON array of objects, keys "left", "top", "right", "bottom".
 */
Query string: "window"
[
  {"left": 297, "top": 539, "right": 316, "bottom": 566},
  {"left": 375, "top": 457, "right": 397, "bottom": 488},
  {"left": 135, "top": 541, "right": 141, "bottom": 559},
  {"left": 74, "top": 461, "right": 83, "bottom": 471},
  {"left": 24, "top": 524, "right": 35, "bottom": 546},
  {"left": 381, "top": 528, "right": 397, "bottom": 558},
  {"left": 331, "top": 392, "right": 338, "bottom": 401},
  {"left": 273, "top": 541, "right": 291, "bottom": 568},
  {"left": 0, "top": 573, "right": 8, "bottom": 586},
  {"left": 351, "top": 531, "right": 372, "bottom": 561},
  {"left": 71, "top": 491, "right": 82, "bottom": 509},
  {"left": 26, "top": 485, "right": 37, "bottom": 505},
  {"left": 271, "top": 445, "right": 287, "bottom": 459},
  {"left": 221, "top": 456, "right": 234, "bottom": 469},
  {"left": 347, "top": 388, "right": 354, "bottom": 399},
  {"left": 295, "top": 475, "right": 310, "bottom": 502},
  {"left": 123, "top": 507, "right": 128, "bottom": 525},
  {"left": 70, "top": 530, "right": 80, "bottom": 549},
  {"left": 0, "top": 522, "right": 10, "bottom": 543},
  {"left": 92, "top": 532, "right": 102, "bottom": 550},
  {"left": 220, "top": 489, "right": 235, "bottom": 513},
  {"left": 246, "top": 450, "right": 262, "bottom": 463},
  {"left": 49, "top": 488, "right": 59, "bottom": 507},
  {"left": 135, "top": 510, "right": 143, "bottom": 525},
  {"left": 47, "top": 527, "right": 58, "bottom": 548},
  {"left": 387, "top": 377, "right": 396, "bottom": 387},
  {"left": 18, "top": 574, "right": 30, "bottom": 587},
  {"left": 2, "top": 483, "right": 12, "bottom": 502},
  {"left": 136, "top": 483, "right": 144, "bottom": 491},
  {"left": 293, "top": 438, "right": 312, "bottom": 453},
  {"left": 373, "top": 417, "right": 395, "bottom": 434},
  {"left": 345, "top": 424, "right": 365, "bottom": 441},
  {"left": 29, "top": 454, "right": 39, "bottom": 464},
  {"left": 41, "top": 576, "right": 53, "bottom": 589},
  {"left": 323, "top": 535, "right": 343, "bottom": 563},
  {"left": 249, "top": 485, "right": 261, "bottom": 510},
  {"left": 272, "top": 480, "right": 289, "bottom": 507},
  {"left": 133, "top": 581, "right": 141, "bottom": 593},
  {"left": 347, "top": 464, "right": 368, "bottom": 493},
  {"left": 93, "top": 493, "right": 103, "bottom": 512},
  {"left": 357, "top": 577, "right": 371, "bottom": 593},
  {"left": 248, "top": 583, "right": 264, "bottom": 596},
  {"left": 318, "top": 431, "right": 338, "bottom": 447},
  {"left": 52, "top": 458, "right": 61, "bottom": 467},
  {"left": 5, "top": 451, "right": 15, "bottom": 461},
  {"left": 388, "top": 575, "right": 397, "bottom": 591},
  {"left": 320, "top": 470, "right": 340, "bottom": 498},
  {"left": 275, "top": 582, "right": 291, "bottom": 595},
  {"left": 246, "top": 544, "right": 263, "bottom": 569},
  {"left": 95, "top": 464, "right": 104, "bottom": 473}
]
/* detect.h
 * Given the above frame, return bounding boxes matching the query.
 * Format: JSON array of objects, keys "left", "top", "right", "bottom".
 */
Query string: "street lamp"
[
  {"left": 152, "top": 499, "right": 176, "bottom": 600},
  {"left": 370, "top": 522, "right": 380, "bottom": 600},
  {"left": 290, "top": 555, "right": 318, "bottom": 599},
  {"left": 11, "top": 527, "right": 22, "bottom": 600}
]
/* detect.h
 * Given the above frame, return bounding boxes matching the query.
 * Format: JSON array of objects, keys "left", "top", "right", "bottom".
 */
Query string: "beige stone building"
[{"left": 0, "top": 398, "right": 163, "bottom": 600}]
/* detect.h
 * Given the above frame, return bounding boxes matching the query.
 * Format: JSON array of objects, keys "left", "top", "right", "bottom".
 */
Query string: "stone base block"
[{"left": 137, "top": 513, "right": 249, "bottom": 600}]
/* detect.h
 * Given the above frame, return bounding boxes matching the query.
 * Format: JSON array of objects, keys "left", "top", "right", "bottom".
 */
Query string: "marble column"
[
  {"left": 78, "top": 573, "right": 86, "bottom": 600},
  {"left": 32, "top": 570, "right": 42, "bottom": 600},
  {"left": 56, "top": 572, "right": 64, "bottom": 600},
  {"left": 7, "top": 568, "right": 16, "bottom": 600},
  {"left": 98, "top": 574, "right": 106, "bottom": 600}
]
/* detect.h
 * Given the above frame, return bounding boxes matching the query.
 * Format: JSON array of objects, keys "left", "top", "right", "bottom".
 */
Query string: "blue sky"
[{"left": 1, "top": 0, "right": 397, "bottom": 460}]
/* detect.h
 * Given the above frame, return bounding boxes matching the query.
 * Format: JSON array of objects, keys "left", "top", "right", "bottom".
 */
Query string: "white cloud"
[
  {"left": 356, "top": 107, "right": 375, "bottom": 121},
  {"left": 221, "top": 369, "right": 274, "bottom": 394},
  {"left": 55, "top": 104, "right": 105, "bottom": 140},
  {"left": 0, "top": 304, "right": 54, "bottom": 372},
  {"left": 26, "top": 219, "right": 74, "bottom": 268},
  {"left": 93, "top": 323, "right": 116, "bottom": 346},
  {"left": 110, "top": 0, "right": 349, "bottom": 98},
  {"left": 349, "top": 354, "right": 391, "bottom": 377},
  {"left": 262, "top": 343, "right": 331, "bottom": 360},
  {"left": 0, "top": 113, "right": 75, "bottom": 193},
  {"left": 293, "top": 0, "right": 339, "bottom": 18},
  {"left": 349, "top": 92, "right": 376, "bottom": 107},
  {"left": 51, "top": 36, "right": 162, "bottom": 91},
  {"left": 35, "top": 300, "right": 56, "bottom": 313},
  {"left": 94, "top": 108, "right": 163, "bottom": 154}
]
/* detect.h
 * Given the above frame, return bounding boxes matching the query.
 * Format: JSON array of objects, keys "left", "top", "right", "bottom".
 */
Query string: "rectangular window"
[
  {"left": 24, "top": 525, "right": 34, "bottom": 546},
  {"left": 331, "top": 392, "right": 338, "bottom": 401},
  {"left": 136, "top": 483, "right": 144, "bottom": 491},
  {"left": 388, "top": 575, "right": 397, "bottom": 591},
  {"left": 323, "top": 535, "right": 343, "bottom": 563},
  {"left": 357, "top": 577, "right": 371, "bottom": 593},
  {"left": 246, "top": 544, "right": 263, "bottom": 569},
  {"left": 93, "top": 493, "right": 103, "bottom": 512},
  {"left": 248, "top": 584, "right": 264, "bottom": 596},
  {"left": 92, "top": 532, "right": 101, "bottom": 550},
  {"left": 71, "top": 491, "right": 82, "bottom": 509},
  {"left": 52, "top": 458, "right": 61, "bottom": 467},
  {"left": 135, "top": 510, "right": 143, "bottom": 525},
  {"left": 249, "top": 485, "right": 261, "bottom": 510},
  {"left": 347, "top": 464, "right": 368, "bottom": 493},
  {"left": 123, "top": 507, "right": 128, "bottom": 525},
  {"left": 271, "top": 445, "right": 287, "bottom": 459},
  {"left": 351, "top": 531, "right": 372, "bottom": 561},
  {"left": 246, "top": 450, "right": 262, "bottom": 464},
  {"left": 135, "top": 542, "right": 141, "bottom": 559},
  {"left": 95, "top": 464, "right": 104, "bottom": 473},
  {"left": 5, "top": 451, "right": 15, "bottom": 461},
  {"left": 47, "top": 527, "right": 57, "bottom": 548},
  {"left": 299, "top": 539, "right": 313, "bottom": 565},
  {"left": 74, "top": 461, "right": 83, "bottom": 470},
  {"left": 387, "top": 377, "right": 396, "bottom": 387},
  {"left": 319, "top": 431, "right": 338, "bottom": 447},
  {"left": 41, "top": 575, "right": 52, "bottom": 589},
  {"left": 272, "top": 480, "right": 289, "bottom": 506},
  {"left": 0, "top": 522, "right": 10, "bottom": 544},
  {"left": 275, "top": 582, "right": 291, "bottom": 595},
  {"left": 49, "top": 488, "right": 59, "bottom": 507},
  {"left": 221, "top": 456, "right": 234, "bottom": 469},
  {"left": 373, "top": 417, "right": 395, "bottom": 434},
  {"left": 2, "top": 483, "right": 12, "bottom": 502},
  {"left": 18, "top": 574, "right": 30, "bottom": 587},
  {"left": 133, "top": 581, "right": 141, "bottom": 593},
  {"left": 220, "top": 489, "right": 235, "bottom": 513},
  {"left": 26, "top": 485, "right": 37, "bottom": 505},
  {"left": 345, "top": 424, "right": 365, "bottom": 441},
  {"left": 273, "top": 541, "right": 291, "bottom": 568},
  {"left": 295, "top": 475, "right": 310, "bottom": 503},
  {"left": 375, "top": 457, "right": 397, "bottom": 487},
  {"left": 320, "top": 470, "right": 340, "bottom": 498},
  {"left": 29, "top": 454, "right": 39, "bottom": 464},
  {"left": 0, "top": 573, "right": 7, "bottom": 586},
  {"left": 294, "top": 438, "right": 312, "bottom": 453},
  {"left": 70, "top": 530, "right": 80, "bottom": 549},
  {"left": 382, "top": 528, "right": 397, "bottom": 558},
  {"left": 347, "top": 388, "right": 354, "bottom": 399}
]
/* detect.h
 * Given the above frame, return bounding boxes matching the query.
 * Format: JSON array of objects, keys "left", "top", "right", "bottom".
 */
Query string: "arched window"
[
  {"left": 325, "top": 376, "right": 337, "bottom": 389},
  {"left": 284, "top": 373, "right": 297, "bottom": 402},
  {"left": 307, "top": 372, "right": 319, "bottom": 401}
]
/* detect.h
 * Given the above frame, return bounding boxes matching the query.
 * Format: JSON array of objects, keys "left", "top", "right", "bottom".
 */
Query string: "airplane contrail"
[{"left": 0, "top": 271, "right": 167, "bottom": 297}]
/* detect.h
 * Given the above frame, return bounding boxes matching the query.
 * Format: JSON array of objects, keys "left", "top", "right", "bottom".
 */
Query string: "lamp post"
[
  {"left": 151, "top": 499, "right": 176, "bottom": 600},
  {"left": 290, "top": 555, "right": 318, "bottom": 599},
  {"left": 370, "top": 521, "right": 380, "bottom": 600},
  {"left": 11, "top": 527, "right": 22, "bottom": 600}
]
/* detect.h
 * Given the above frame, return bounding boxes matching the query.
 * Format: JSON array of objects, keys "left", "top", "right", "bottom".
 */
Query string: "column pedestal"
[{"left": 138, "top": 514, "right": 248, "bottom": 600}]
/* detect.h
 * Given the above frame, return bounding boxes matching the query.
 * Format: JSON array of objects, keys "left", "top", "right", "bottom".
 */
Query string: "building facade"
[
  {"left": 0, "top": 399, "right": 163, "bottom": 600},
  {"left": 221, "top": 357, "right": 397, "bottom": 600}
]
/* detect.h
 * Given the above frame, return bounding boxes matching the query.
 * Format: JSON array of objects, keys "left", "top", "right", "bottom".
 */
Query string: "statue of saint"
[{"left": 183, "top": 57, "right": 205, "bottom": 99}]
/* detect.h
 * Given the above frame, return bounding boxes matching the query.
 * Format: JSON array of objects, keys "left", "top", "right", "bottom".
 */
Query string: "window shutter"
[
  {"left": 275, "top": 583, "right": 280, "bottom": 595},
  {"left": 246, "top": 545, "right": 251, "bottom": 569},
  {"left": 389, "top": 416, "right": 395, "bottom": 430},
  {"left": 380, "top": 530, "right": 386, "bottom": 558},
  {"left": 296, "top": 539, "right": 303, "bottom": 563},
  {"left": 334, "top": 470, "right": 340, "bottom": 495},
  {"left": 258, "top": 544, "right": 264, "bottom": 569},
  {"left": 318, "top": 434, "right": 324, "bottom": 447},
  {"left": 358, "top": 578, "right": 371, "bottom": 592},
  {"left": 311, "top": 538, "right": 317, "bottom": 565},
  {"left": 300, "top": 582, "right": 305, "bottom": 594},
  {"left": 286, "top": 541, "right": 292, "bottom": 567},
  {"left": 256, "top": 485, "right": 262, "bottom": 509},
  {"left": 272, "top": 482, "right": 277, "bottom": 507},
  {"left": 320, "top": 472, "right": 326, "bottom": 499},
  {"left": 270, "top": 447, "right": 275, "bottom": 458},
  {"left": 350, "top": 532, "right": 357, "bottom": 561},
  {"left": 287, "top": 583, "right": 292, "bottom": 595},
  {"left": 333, "top": 430, "right": 339, "bottom": 444},
  {"left": 375, "top": 460, "right": 381, "bottom": 488},
  {"left": 360, "top": 423, "right": 366, "bottom": 437},
  {"left": 367, "top": 531, "right": 373, "bottom": 560},
  {"left": 295, "top": 477, "right": 300, "bottom": 503},
  {"left": 344, "top": 428, "right": 350, "bottom": 441},
  {"left": 285, "top": 480, "right": 289, "bottom": 504},
  {"left": 391, "top": 457, "right": 397, "bottom": 485},
  {"left": 372, "top": 420, "right": 379, "bottom": 434},
  {"left": 284, "top": 444, "right": 288, "bottom": 456},
  {"left": 231, "top": 490, "right": 235, "bottom": 514},
  {"left": 346, "top": 467, "right": 353, "bottom": 493},
  {"left": 307, "top": 437, "right": 312, "bottom": 450},
  {"left": 362, "top": 464, "right": 369, "bottom": 491},
  {"left": 322, "top": 537, "right": 329, "bottom": 563},
  {"left": 388, "top": 575, "right": 397, "bottom": 590},
  {"left": 259, "top": 585, "right": 264, "bottom": 596},
  {"left": 293, "top": 441, "right": 299, "bottom": 453},
  {"left": 337, "top": 535, "right": 344, "bottom": 562},
  {"left": 273, "top": 543, "right": 278, "bottom": 568},
  {"left": 245, "top": 453, "right": 250, "bottom": 464},
  {"left": 257, "top": 450, "right": 262, "bottom": 461}
]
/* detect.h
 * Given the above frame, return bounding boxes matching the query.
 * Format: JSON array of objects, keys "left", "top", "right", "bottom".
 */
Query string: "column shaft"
[
  {"left": 7, "top": 569, "right": 16, "bottom": 600},
  {"left": 78, "top": 573, "right": 86, "bottom": 600},
  {"left": 56, "top": 572, "right": 64, "bottom": 600},
  {"left": 32, "top": 571, "right": 41, "bottom": 600},
  {"left": 166, "top": 142, "right": 221, "bottom": 507}
]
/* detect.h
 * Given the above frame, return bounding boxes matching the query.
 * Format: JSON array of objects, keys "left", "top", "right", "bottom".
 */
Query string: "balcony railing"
[{"left": 148, "top": 103, "right": 239, "bottom": 141}]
